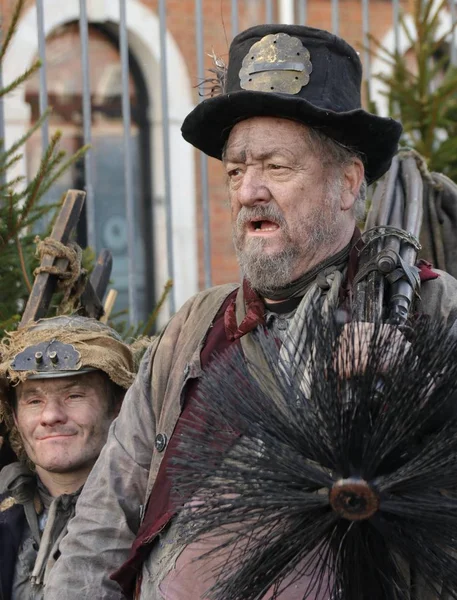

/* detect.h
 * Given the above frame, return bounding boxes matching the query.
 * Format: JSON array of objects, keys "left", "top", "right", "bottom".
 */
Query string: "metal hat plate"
[
  {"left": 11, "top": 340, "right": 81, "bottom": 373},
  {"left": 239, "top": 33, "right": 313, "bottom": 95}
]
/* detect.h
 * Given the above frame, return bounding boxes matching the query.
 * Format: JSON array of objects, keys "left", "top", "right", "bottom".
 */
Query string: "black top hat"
[{"left": 181, "top": 24, "right": 403, "bottom": 184}]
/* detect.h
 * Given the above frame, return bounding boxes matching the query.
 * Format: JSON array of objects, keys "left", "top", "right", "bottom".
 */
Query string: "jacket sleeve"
[
  {"left": 44, "top": 345, "right": 156, "bottom": 600},
  {"left": 420, "top": 269, "right": 457, "bottom": 332}
]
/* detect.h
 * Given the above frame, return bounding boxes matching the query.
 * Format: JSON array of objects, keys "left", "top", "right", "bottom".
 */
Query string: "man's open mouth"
[{"left": 249, "top": 219, "right": 279, "bottom": 232}]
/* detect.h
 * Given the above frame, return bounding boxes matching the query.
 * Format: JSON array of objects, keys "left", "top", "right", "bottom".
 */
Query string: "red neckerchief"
[
  {"left": 417, "top": 259, "right": 440, "bottom": 281},
  {"left": 224, "top": 279, "right": 266, "bottom": 341}
]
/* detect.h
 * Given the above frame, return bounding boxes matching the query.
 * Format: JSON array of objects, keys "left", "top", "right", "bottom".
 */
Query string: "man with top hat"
[
  {"left": 45, "top": 24, "right": 457, "bottom": 600},
  {"left": 0, "top": 316, "right": 136, "bottom": 599}
]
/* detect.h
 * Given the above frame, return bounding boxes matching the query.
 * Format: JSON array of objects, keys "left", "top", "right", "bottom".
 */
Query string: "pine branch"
[
  {"left": 429, "top": 25, "right": 457, "bottom": 57},
  {"left": 0, "top": 174, "right": 25, "bottom": 195},
  {"left": 0, "top": 152, "right": 22, "bottom": 174},
  {"left": 398, "top": 12, "right": 416, "bottom": 50},
  {"left": 370, "top": 0, "right": 457, "bottom": 181},
  {"left": 365, "top": 33, "right": 398, "bottom": 66},
  {"left": 21, "top": 202, "right": 60, "bottom": 229},
  {"left": 0, "top": 60, "right": 41, "bottom": 99},
  {"left": 38, "top": 144, "right": 90, "bottom": 198},
  {"left": 13, "top": 132, "right": 64, "bottom": 235},
  {"left": 0, "top": 0, "right": 26, "bottom": 63},
  {"left": 427, "top": 53, "right": 453, "bottom": 83},
  {"left": 0, "top": 109, "right": 51, "bottom": 167},
  {"left": 419, "top": 0, "right": 447, "bottom": 41}
]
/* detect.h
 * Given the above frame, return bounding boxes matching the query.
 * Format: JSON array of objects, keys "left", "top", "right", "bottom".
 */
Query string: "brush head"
[{"left": 171, "top": 313, "right": 457, "bottom": 600}]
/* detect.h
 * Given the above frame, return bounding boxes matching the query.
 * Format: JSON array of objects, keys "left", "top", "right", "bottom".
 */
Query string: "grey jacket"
[
  {"left": 0, "top": 462, "right": 80, "bottom": 600},
  {"left": 44, "top": 275, "right": 457, "bottom": 600}
]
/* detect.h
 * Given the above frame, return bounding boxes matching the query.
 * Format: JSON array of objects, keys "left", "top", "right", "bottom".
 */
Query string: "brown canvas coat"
[{"left": 44, "top": 274, "right": 457, "bottom": 600}]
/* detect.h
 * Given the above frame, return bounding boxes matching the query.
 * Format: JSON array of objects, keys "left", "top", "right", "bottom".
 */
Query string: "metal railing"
[{"left": 1, "top": 0, "right": 456, "bottom": 323}]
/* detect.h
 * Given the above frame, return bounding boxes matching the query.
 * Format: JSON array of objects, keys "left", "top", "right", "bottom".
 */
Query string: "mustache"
[{"left": 236, "top": 205, "right": 287, "bottom": 229}]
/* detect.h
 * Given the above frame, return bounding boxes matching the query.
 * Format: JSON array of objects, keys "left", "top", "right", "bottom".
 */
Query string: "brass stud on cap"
[{"left": 49, "top": 351, "right": 58, "bottom": 365}]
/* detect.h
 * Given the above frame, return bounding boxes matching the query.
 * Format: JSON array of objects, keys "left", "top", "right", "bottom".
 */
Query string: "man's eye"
[
  {"left": 269, "top": 164, "right": 286, "bottom": 171},
  {"left": 227, "top": 167, "right": 242, "bottom": 178},
  {"left": 24, "top": 399, "right": 42, "bottom": 406},
  {"left": 68, "top": 393, "right": 84, "bottom": 400}
]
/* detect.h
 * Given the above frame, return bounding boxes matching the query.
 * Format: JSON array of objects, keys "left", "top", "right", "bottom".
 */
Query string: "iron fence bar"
[
  {"left": 362, "top": 0, "right": 370, "bottom": 81},
  {"left": 450, "top": 0, "right": 457, "bottom": 66},
  {"left": 78, "top": 0, "right": 96, "bottom": 252},
  {"left": 331, "top": 0, "right": 339, "bottom": 36},
  {"left": 393, "top": 0, "right": 400, "bottom": 53},
  {"left": 265, "top": 0, "right": 274, "bottom": 23},
  {"left": 119, "top": 0, "right": 139, "bottom": 324},
  {"left": 232, "top": 0, "right": 239, "bottom": 37},
  {"left": 196, "top": 0, "right": 212, "bottom": 288},
  {"left": 158, "top": 0, "right": 176, "bottom": 314},
  {"left": 298, "top": 0, "right": 307, "bottom": 25},
  {"left": 279, "top": 0, "right": 294, "bottom": 24},
  {"left": 36, "top": 0, "right": 49, "bottom": 149}
]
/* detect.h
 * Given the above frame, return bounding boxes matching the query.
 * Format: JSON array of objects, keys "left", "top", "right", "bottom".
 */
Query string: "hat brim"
[{"left": 181, "top": 90, "right": 402, "bottom": 185}]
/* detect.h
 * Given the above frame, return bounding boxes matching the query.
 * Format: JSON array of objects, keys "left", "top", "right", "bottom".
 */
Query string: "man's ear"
[{"left": 340, "top": 158, "right": 365, "bottom": 212}]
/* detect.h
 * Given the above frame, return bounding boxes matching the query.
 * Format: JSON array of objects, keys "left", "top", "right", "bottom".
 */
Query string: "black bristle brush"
[{"left": 171, "top": 312, "right": 457, "bottom": 600}]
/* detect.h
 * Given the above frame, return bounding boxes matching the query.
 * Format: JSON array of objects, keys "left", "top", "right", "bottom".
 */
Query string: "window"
[{"left": 25, "top": 22, "right": 154, "bottom": 323}]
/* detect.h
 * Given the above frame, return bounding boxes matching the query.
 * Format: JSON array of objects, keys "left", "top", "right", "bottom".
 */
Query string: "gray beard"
[
  {"left": 232, "top": 174, "right": 344, "bottom": 295},
  {"left": 236, "top": 238, "right": 298, "bottom": 295},
  {"left": 233, "top": 208, "right": 340, "bottom": 296}
]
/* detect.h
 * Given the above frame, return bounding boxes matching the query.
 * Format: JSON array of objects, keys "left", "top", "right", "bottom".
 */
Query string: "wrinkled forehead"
[{"left": 224, "top": 116, "right": 311, "bottom": 161}]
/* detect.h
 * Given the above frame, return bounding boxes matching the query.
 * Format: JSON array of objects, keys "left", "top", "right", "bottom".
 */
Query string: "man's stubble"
[{"left": 232, "top": 180, "right": 342, "bottom": 295}]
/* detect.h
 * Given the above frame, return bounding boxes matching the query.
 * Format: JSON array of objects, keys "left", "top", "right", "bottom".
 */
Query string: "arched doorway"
[{"left": 24, "top": 22, "right": 154, "bottom": 322}]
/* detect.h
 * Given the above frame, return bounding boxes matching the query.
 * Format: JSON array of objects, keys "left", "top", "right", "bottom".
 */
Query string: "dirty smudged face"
[{"left": 14, "top": 372, "right": 114, "bottom": 480}]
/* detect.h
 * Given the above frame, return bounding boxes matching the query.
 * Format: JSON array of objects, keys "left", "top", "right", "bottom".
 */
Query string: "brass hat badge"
[{"left": 239, "top": 32, "right": 313, "bottom": 95}]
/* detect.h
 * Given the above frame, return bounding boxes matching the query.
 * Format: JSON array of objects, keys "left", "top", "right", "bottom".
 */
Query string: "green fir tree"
[{"left": 368, "top": 0, "right": 457, "bottom": 181}]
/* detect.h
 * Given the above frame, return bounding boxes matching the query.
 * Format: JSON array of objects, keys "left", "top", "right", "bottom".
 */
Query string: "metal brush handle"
[{"left": 354, "top": 151, "right": 424, "bottom": 326}]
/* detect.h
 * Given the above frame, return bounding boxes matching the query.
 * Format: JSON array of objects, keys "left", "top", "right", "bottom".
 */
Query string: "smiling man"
[
  {"left": 0, "top": 316, "right": 135, "bottom": 599},
  {"left": 45, "top": 24, "right": 457, "bottom": 600}
]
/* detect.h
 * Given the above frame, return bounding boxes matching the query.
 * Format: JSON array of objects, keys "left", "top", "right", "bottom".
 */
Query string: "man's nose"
[
  {"left": 237, "top": 168, "right": 272, "bottom": 207},
  {"left": 39, "top": 399, "right": 68, "bottom": 426}
]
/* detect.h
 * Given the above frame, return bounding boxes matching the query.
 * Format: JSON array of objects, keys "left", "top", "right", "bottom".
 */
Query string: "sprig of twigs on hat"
[{"left": 195, "top": 51, "right": 227, "bottom": 98}]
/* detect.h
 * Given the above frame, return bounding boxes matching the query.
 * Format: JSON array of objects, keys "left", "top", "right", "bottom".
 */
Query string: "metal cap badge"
[
  {"left": 10, "top": 340, "right": 83, "bottom": 376},
  {"left": 239, "top": 32, "right": 313, "bottom": 94}
]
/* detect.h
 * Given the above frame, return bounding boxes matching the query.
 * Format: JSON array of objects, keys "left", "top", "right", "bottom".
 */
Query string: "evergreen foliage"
[{"left": 369, "top": 0, "right": 457, "bottom": 181}]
